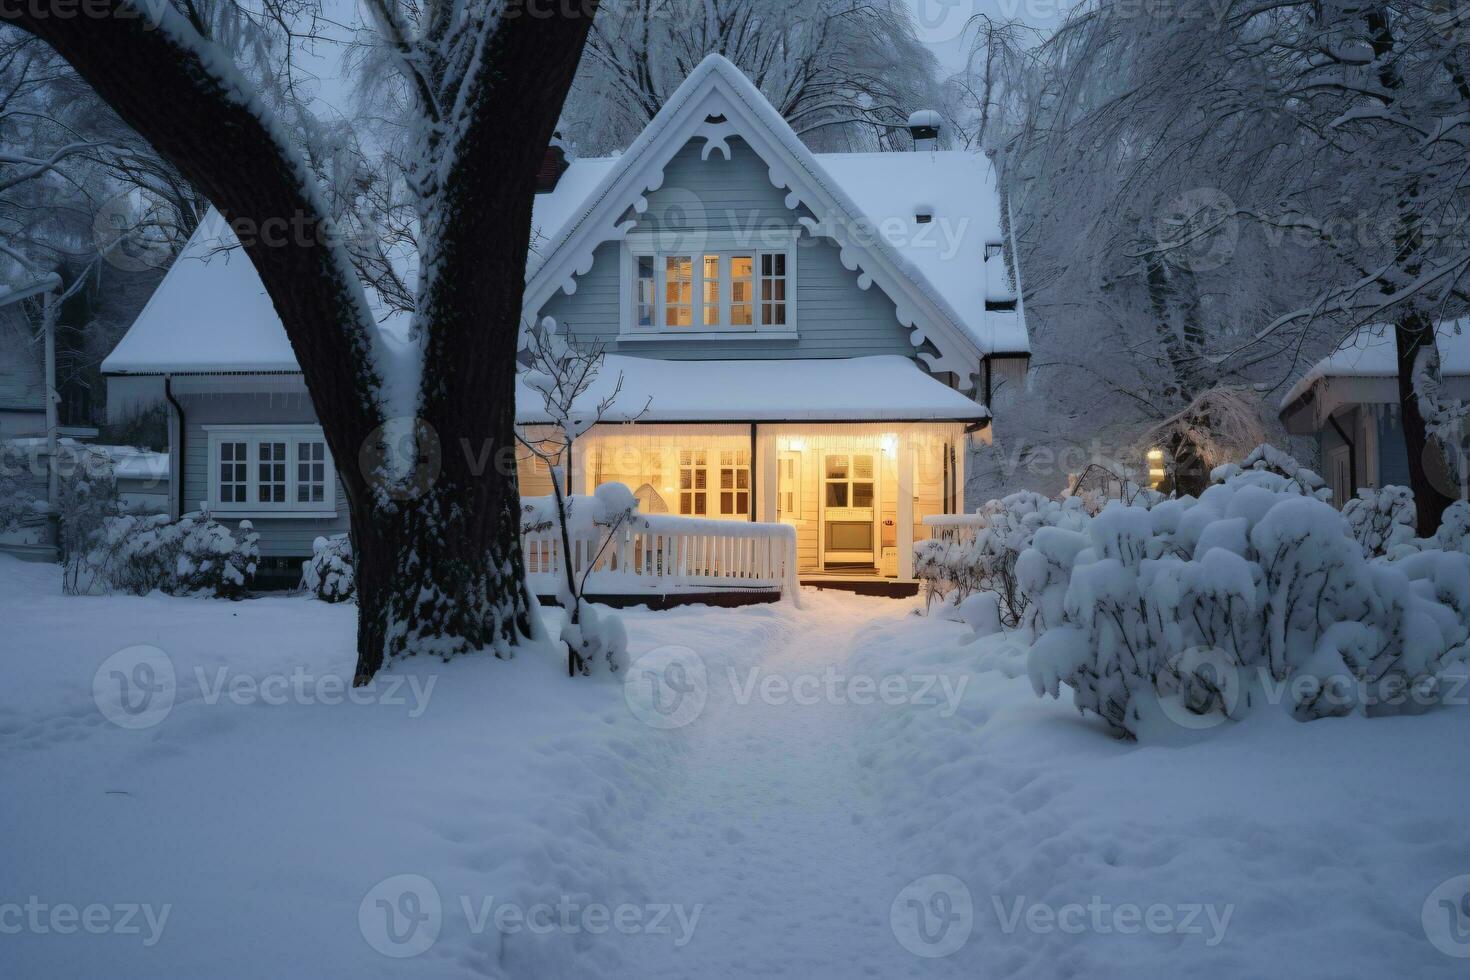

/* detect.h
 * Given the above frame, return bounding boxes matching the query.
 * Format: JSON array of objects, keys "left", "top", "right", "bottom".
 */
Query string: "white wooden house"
[{"left": 102, "top": 55, "right": 1029, "bottom": 598}]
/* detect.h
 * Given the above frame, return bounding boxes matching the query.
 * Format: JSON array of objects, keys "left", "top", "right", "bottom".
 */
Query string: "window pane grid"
[
  {"left": 665, "top": 256, "right": 692, "bottom": 326},
  {"left": 639, "top": 250, "right": 787, "bottom": 331}
]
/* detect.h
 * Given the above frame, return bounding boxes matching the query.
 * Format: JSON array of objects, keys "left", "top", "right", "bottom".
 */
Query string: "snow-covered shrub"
[
  {"left": 914, "top": 492, "right": 1089, "bottom": 625},
  {"left": 562, "top": 598, "right": 628, "bottom": 674},
  {"left": 1208, "top": 443, "right": 1331, "bottom": 500},
  {"left": 301, "top": 534, "right": 355, "bottom": 602},
  {"left": 58, "top": 464, "right": 121, "bottom": 594},
  {"left": 82, "top": 510, "right": 258, "bottom": 598},
  {"left": 1023, "top": 447, "right": 1469, "bottom": 739},
  {"left": 1341, "top": 485, "right": 1416, "bottom": 558},
  {"left": 959, "top": 592, "right": 1003, "bottom": 638},
  {"left": 174, "top": 515, "right": 258, "bottom": 598},
  {"left": 1428, "top": 500, "right": 1470, "bottom": 553}
]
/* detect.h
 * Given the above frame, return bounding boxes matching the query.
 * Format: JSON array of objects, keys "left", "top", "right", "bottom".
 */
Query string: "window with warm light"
[{"left": 626, "top": 246, "right": 793, "bottom": 333}]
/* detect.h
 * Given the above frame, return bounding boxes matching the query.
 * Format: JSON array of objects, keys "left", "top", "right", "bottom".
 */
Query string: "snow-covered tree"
[
  {"left": 562, "top": 0, "right": 949, "bottom": 154},
  {"left": 516, "top": 319, "right": 642, "bottom": 675},
  {"left": 9, "top": 0, "right": 602, "bottom": 681},
  {"left": 992, "top": 0, "right": 1470, "bottom": 529}
]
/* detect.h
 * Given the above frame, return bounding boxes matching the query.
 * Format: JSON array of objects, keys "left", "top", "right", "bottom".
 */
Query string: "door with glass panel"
[{"left": 821, "top": 452, "right": 877, "bottom": 567}]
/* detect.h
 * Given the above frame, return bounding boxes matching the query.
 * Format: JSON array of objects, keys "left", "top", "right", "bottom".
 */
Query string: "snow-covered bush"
[
  {"left": 82, "top": 510, "right": 259, "bottom": 599},
  {"left": 562, "top": 598, "right": 628, "bottom": 673},
  {"left": 914, "top": 491, "right": 1089, "bottom": 625},
  {"left": 523, "top": 482, "right": 637, "bottom": 675},
  {"left": 301, "top": 534, "right": 355, "bottom": 602},
  {"left": 1341, "top": 485, "right": 1416, "bottom": 558},
  {"left": 175, "top": 515, "right": 259, "bottom": 598},
  {"left": 58, "top": 464, "right": 121, "bottom": 594},
  {"left": 1207, "top": 443, "right": 1332, "bottom": 500},
  {"left": 1428, "top": 500, "right": 1470, "bottom": 553},
  {"left": 1019, "top": 446, "right": 1469, "bottom": 738}
]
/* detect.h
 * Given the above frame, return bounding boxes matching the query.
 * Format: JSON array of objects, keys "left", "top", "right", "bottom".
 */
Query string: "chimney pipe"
[
  {"left": 536, "top": 135, "right": 570, "bottom": 194},
  {"left": 908, "top": 110, "right": 942, "bottom": 152}
]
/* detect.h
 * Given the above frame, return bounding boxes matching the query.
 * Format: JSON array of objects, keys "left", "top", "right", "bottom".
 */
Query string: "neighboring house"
[
  {"left": 101, "top": 55, "right": 1030, "bottom": 593},
  {"left": 1279, "top": 320, "right": 1470, "bottom": 507},
  {"left": 0, "top": 307, "right": 45, "bottom": 439}
]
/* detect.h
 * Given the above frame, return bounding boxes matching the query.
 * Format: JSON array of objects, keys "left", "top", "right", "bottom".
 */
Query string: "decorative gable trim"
[{"left": 522, "top": 55, "right": 986, "bottom": 391}]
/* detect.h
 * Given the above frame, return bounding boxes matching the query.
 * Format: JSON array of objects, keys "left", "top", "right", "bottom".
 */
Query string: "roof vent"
[{"left": 908, "top": 109, "right": 942, "bottom": 151}]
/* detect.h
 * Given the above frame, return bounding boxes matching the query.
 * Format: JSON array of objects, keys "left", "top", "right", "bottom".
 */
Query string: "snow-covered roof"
[
  {"left": 812, "top": 151, "right": 1026, "bottom": 354},
  {"left": 103, "top": 55, "right": 1027, "bottom": 379},
  {"left": 1279, "top": 319, "right": 1470, "bottom": 416},
  {"left": 533, "top": 148, "right": 1026, "bottom": 355},
  {"left": 515, "top": 354, "right": 986, "bottom": 423},
  {"left": 522, "top": 54, "right": 1027, "bottom": 389}
]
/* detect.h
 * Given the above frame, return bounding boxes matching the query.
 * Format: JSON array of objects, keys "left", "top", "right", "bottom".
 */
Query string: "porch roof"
[
  {"left": 515, "top": 354, "right": 987, "bottom": 424},
  {"left": 1278, "top": 319, "right": 1470, "bottom": 432}
]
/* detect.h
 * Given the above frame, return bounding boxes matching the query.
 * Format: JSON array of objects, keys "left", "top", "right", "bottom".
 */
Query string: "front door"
[{"left": 821, "top": 451, "right": 877, "bottom": 567}]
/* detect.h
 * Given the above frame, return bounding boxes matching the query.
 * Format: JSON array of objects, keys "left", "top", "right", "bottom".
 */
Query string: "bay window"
[{"left": 206, "top": 426, "right": 336, "bottom": 516}]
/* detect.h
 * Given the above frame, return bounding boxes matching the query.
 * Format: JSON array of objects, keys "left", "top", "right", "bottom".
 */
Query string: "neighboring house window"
[
  {"left": 206, "top": 426, "right": 335, "bottom": 515},
  {"left": 297, "top": 441, "right": 327, "bottom": 504},
  {"left": 219, "top": 441, "right": 248, "bottom": 503},
  {"left": 257, "top": 441, "right": 287, "bottom": 504},
  {"left": 626, "top": 242, "right": 795, "bottom": 333}
]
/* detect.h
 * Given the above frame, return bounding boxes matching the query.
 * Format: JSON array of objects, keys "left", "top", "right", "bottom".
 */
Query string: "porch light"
[
  {"left": 1147, "top": 448, "right": 1166, "bottom": 488},
  {"left": 880, "top": 434, "right": 898, "bottom": 456}
]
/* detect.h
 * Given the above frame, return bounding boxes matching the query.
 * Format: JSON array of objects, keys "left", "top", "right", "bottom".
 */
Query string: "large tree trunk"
[
  {"left": 1395, "top": 311, "right": 1456, "bottom": 535},
  {"left": 16, "top": 0, "right": 598, "bottom": 683}
]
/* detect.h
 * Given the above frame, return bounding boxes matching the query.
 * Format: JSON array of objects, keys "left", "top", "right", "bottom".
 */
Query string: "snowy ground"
[{"left": 3, "top": 554, "right": 1469, "bottom": 977}]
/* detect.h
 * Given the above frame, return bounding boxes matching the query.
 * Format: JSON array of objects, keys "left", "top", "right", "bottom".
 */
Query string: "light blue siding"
[
  {"left": 537, "top": 138, "right": 937, "bottom": 362},
  {"left": 1376, "top": 410, "right": 1411, "bottom": 488},
  {"left": 180, "top": 391, "right": 349, "bottom": 558}
]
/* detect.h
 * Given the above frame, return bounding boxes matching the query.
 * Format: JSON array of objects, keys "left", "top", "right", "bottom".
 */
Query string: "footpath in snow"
[{"left": 614, "top": 591, "right": 970, "bottom": 979}]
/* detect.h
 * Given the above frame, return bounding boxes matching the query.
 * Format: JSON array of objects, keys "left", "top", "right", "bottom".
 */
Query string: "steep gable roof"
[
  {"left": 523, "top": 54, "right": 1022, "bottom": 390},
  {"left": 103, "top": 56, "right": 1027, "bottom": 382}
]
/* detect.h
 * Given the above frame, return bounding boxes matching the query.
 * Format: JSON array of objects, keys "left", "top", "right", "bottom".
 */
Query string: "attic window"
[
  {"left": 915, "top": 211, "right": 933, "bottom": 225},
  {"left": 984, "top": 242, "right": 1005, "bottom": 261},
  {"left": 705, "top": 113, "right": 727, "bottom": 124}
]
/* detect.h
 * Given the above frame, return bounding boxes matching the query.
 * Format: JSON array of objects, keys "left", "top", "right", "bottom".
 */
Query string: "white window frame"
[
  {"left": 204, "top": 425, "right": 337, "bottom": 518},
  {"left": 620, "top": 233, "right": 798, "bottom": 337}
]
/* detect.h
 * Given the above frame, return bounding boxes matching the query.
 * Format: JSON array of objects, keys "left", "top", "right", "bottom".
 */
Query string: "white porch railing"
[
  {"left": 524, "top": 513, "right": 800, "bottom": 600},
  {"left": 921, "top": 513, "right": 988, "bottom": 545}
]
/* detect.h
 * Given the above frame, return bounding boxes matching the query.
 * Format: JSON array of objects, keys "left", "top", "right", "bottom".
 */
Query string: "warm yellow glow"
[
  {"left": 880, "top": 434, "right": 898, "bottom": 456},
  {"left": 1147, "top": 448, "right": 1164, "bottom": 461},
  {"left": 787, "top": 438, "right": 806, "bottom": 452}
]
